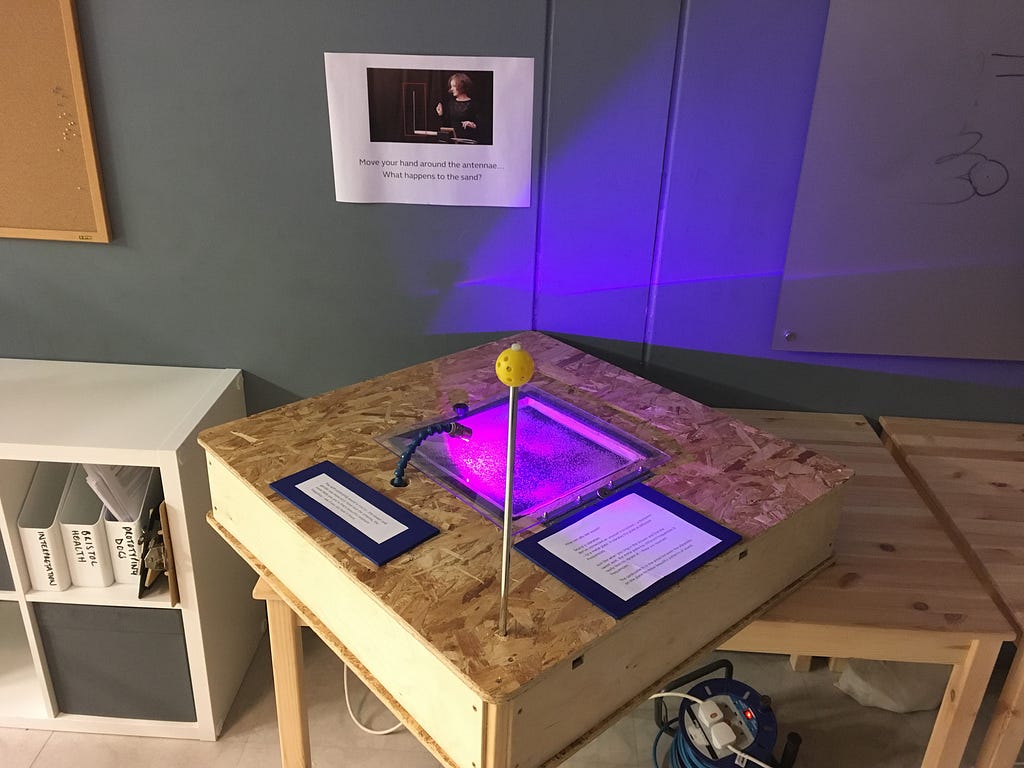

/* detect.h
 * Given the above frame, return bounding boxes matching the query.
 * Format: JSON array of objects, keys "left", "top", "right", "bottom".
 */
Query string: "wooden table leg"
[
  {"left": 828, "top": 658, "right": 848, "bottom": 673},
  {"left": 789, "top": 654, "right": 813, "bottom": 672},
  {"left": 266, "top": 597, "right": 312, "bottom": 768},
  {"left": 974, "top": 643, "right": 1024, "bottom": 768},
  {"left": 921, "top": 638, "right": 1001, "bottom": 768}
]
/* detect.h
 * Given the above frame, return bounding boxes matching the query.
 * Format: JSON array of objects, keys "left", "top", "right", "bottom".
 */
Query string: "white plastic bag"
[{"left": 835, "top": 660, "right": 950, "bottom": 713}]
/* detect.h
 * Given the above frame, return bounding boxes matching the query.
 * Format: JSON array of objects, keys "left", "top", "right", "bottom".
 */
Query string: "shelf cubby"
[{"left": 0, "top": 360, "right": 265, "bottom": 739}]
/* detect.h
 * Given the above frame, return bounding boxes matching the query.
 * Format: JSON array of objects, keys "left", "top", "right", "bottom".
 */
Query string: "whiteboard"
[{"left": 774, "top": 0, "right": 1024, "bottom": 361}]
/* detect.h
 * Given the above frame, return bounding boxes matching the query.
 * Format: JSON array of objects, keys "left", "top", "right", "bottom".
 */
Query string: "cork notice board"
[{"left": 0, "top": 0, "right": 110, "bottom": 242}]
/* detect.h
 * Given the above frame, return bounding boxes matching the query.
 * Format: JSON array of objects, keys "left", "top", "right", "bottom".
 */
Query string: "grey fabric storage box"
[
  {"left": 0, "top": 541, "right": 13, "bottom": 591},
  {"left": 35, "top": 603, "right": 196, "bottom": 721}
]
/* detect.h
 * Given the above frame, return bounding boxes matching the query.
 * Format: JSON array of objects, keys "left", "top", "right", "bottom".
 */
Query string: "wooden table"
[
  {"left": 881, "top": 416, "right": 1024, "bottom": 768},
  {"left": 720, "top": 411, "right": 1013, "bottom": 768},
  {"left": 200, "top": 333, "right": 850, "bottom": 768},
  {"left": 241, "top": 409, "right": 1012, "bottom": 768}
]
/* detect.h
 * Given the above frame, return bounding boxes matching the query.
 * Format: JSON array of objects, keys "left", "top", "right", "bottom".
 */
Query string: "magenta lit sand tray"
[{"left": 377, "top": 386, "right": 669, "bottom": 533}]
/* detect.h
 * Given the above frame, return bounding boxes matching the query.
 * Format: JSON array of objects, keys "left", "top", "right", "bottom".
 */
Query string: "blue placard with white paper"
[
  {"left": 515, "top": 484, "right": 741, "bottom": 618},
  {"left": 270, "top": 461, "right": 438, "bottom": 566}
]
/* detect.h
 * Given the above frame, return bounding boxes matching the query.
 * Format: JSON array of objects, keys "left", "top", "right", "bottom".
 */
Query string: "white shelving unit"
[{"left": 0, "top": 359, "right": 265, "bottom": 740}]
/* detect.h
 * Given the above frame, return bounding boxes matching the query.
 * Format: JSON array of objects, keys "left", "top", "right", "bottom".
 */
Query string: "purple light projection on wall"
[
  {"left": 532, "top": 31, "right": 680, "bottom": 344},
  {"left": 425, "top": 0, "right": 1023, "bottom": 390},
  {"left": 427, "top": 212, "right": 536, "bottom": 335},
  {"left": 427, "top": 4, "right": 682, "bottom": 341},
  {"left": 646, "top": 1, "right": 830, "bottom": 357}
]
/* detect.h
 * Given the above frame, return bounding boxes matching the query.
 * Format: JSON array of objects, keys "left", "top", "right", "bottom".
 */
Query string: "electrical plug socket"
[
  {"left": 709, "top": 721, "right": 736, "bottom": 750},
  {"left": 696, "top": 700, "right": 724, "bottom": 728}
]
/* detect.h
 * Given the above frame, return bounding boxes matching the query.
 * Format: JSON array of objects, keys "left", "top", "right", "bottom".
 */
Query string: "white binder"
[
  {"left": 58, "top": 465, "right": 114, "bottom": 588},
  {"left": 103, "top": 467, "right": 162, "bottom": 584},
  {"left": 17, "top": 463, "right": 73, "bottom": 591}
]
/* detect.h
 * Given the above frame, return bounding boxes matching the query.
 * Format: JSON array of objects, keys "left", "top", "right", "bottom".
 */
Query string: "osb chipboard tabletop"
[{"left": 200, "top": 332, "right": 851, "bottom": 692}]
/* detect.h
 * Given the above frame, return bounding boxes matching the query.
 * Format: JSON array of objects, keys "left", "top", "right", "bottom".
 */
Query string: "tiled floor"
[{"left": 0, "top": 630, "right": 1018, "bottom": 768}]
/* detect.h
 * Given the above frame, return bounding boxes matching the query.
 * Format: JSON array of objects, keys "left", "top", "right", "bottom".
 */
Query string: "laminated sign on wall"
[{"left": 325, "top": 53, "right": 534, "bottom": 207}]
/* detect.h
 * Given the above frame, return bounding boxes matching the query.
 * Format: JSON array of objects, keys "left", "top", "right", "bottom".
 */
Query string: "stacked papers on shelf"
[{"left": 83, "top": 465, "right": 151, "bottom": 523}]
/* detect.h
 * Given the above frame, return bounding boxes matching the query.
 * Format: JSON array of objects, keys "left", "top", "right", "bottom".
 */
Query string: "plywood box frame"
[
  {"left": 201, "top": 333, "right": 852, "bottom": 768},
  {"left": 207, "top": 459, "right": 840, "bottom": 768},
  {"left": 0, "top": 0, "right": 110, "bottom": 242}
]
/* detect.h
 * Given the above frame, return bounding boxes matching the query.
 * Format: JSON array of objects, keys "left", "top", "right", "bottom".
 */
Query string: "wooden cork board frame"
[{"left": 0, "top": 0, "right": 110, "bottom": 242}]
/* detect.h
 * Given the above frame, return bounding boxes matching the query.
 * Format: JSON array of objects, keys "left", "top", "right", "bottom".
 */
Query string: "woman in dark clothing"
[{"left": 435, "top": 72, "right": 479, "bottom": 142}]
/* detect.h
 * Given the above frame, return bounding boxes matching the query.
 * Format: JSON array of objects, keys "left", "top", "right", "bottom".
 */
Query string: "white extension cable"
[
  {"left": 343, "top": 665, "right": 404, "bottom": 735},
  {"left": 649, "top": 691, "right": 776, "bottom": 768}
]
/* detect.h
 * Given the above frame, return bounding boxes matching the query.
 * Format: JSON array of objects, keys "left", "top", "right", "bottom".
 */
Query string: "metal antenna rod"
[
  {"left": 493, "top": 341, "right": 533, "bottom": 638},
  {"left": 498, "top": 384, "right": 520, "bottom": 637}
]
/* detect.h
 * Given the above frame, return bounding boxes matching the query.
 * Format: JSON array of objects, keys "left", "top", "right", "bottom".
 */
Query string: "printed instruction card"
[
  {"left": 516, "top": 485, "right": 741, "bottom": 618},
  {"left": 324, "top": 52, "right": 534, "bottom": 207},
  {"left": 271, "top": 461, "right": 438, "bottom": 566}
]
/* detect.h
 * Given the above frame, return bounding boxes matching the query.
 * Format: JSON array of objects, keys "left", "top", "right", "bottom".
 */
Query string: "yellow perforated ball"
[{"left": 495, "top": 343, "right": 534, "bottom": 387}]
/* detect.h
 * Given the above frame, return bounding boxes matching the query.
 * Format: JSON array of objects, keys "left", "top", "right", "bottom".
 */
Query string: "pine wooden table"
[
  {"left": 200, "top": 332, "right": 850, "bottom": 768},
  {"left": 721, "top": 411, "right": 1013, "bottom": 768},
  {"left": 880, "top": 416, "right": 1024, "bottom": 768}
]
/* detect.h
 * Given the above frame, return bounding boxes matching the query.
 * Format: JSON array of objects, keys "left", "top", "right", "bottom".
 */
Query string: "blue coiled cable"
[{"left": 652, "top": 715, "right": 723, "bottom": 768}]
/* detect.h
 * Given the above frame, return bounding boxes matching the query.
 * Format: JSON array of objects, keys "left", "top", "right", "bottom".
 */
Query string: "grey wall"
[{"left": 1, "top": 1, "right": 1021, "bottom": 422}]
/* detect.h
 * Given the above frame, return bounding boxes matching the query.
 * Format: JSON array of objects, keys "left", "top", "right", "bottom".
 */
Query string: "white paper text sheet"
[
  {"left": 325, "top": 53, "right": 534, "bottom": 207},
  {"left": 538, "top": 494, "right": 722, "bottom": 601},
  {"left": 296, "top": 474, "right": 408, "bottom": 544}
]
